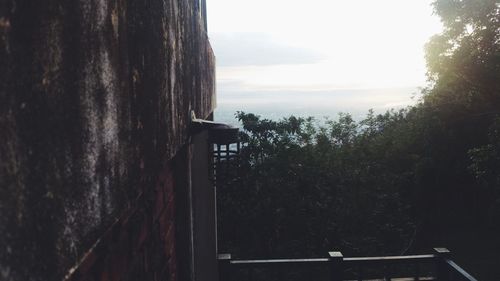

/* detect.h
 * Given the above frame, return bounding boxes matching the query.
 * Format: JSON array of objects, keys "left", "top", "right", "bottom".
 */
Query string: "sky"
[{"left": 207, "top": 0, "right": 443, "bottom": 119}]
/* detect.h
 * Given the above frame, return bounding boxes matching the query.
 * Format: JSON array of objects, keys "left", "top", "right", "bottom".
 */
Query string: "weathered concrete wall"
[
  {"left": 63, "top": 161, "right": 180, "bottom": 281},
  {"left": 0, "top": 0, "right": 215, "bottom": 280}
]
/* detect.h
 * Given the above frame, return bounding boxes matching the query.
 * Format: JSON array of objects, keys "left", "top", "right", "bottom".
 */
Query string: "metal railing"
[{"left": 218, "top": 248, "right": 479, "bottom": 281}]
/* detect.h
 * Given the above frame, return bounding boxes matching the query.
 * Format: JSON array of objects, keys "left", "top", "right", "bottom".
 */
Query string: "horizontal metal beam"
[
  {"left": 344, "top": 254, "right": 436, "bottom": 265},
  {"left": 230, "top": 258, "right": 330, "bottom": 266},
  {"left": 223, "top": 254, "right": 436, "bottom": 266}
]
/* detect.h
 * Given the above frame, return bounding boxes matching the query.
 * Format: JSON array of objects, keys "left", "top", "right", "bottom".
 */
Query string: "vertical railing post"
[
  {"left": 329, "top": 251, "right": 344, "bottom": 281},
  {"left": 218, "top": 253, "right": 232, "bottom": 281},
  {"left": 434, "top": 248, "right": 451, "bottom": 281}
]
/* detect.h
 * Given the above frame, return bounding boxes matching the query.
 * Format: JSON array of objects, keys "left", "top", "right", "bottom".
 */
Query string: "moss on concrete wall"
[{"left": 0, "top": 0, "right": 215, "bottom": 280}]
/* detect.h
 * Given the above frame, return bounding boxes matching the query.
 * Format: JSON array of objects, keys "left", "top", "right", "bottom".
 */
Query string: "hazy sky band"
[{"left": 207, "top": 0, "right": 443, "bottom": 113}]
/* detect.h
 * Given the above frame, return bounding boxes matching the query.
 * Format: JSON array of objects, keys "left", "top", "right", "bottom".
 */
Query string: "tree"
[{"left": 425, "top": 0, "right": 499, "bottom": 108}]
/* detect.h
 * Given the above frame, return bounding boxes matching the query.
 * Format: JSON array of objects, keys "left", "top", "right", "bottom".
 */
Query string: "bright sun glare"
[{"left": 208, "top": 0, "right": 443, "bottom": 94}]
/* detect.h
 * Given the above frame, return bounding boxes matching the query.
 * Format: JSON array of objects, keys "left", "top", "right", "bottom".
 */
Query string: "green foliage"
[
  {"left": 219, "top": 111, "right": 418, "bottom": 257},
  {"left": 425, "top": 0, "right": 499, "bottom": 108}
]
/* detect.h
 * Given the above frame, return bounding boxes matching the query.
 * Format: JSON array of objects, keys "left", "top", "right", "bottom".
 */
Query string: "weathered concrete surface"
[{"left": 0, "top": 0, "right": 215, "bottom": 280}]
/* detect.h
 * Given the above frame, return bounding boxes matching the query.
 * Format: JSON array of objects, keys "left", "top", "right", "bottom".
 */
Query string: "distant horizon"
[{"left": 215, "top": 86, "right": 420, "bottom": 126}]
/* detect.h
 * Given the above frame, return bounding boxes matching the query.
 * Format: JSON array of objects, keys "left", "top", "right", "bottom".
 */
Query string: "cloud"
[{"left": 209, "top": 32, "right": 326, "bottom": 67}]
